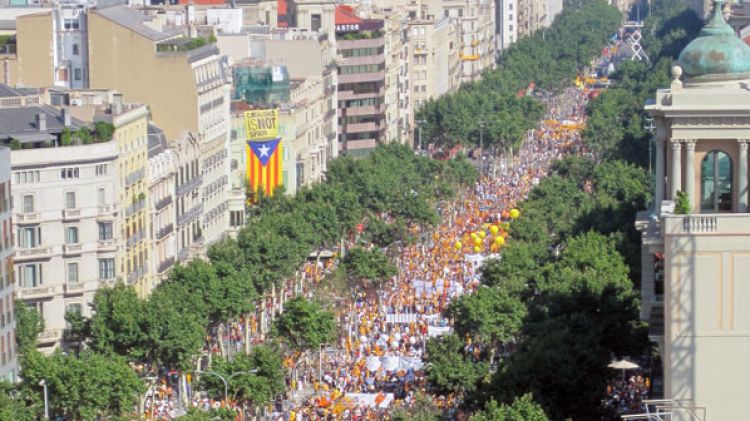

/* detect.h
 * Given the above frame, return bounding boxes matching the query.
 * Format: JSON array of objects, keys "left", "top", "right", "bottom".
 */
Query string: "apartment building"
[
  {"left": 441, "top": 0, "right": 496, "bottom": 83},
  {"left": 0, "top": 147, "right": 16, "bottom": 382},
  {"left": 380, "top": 8, "right": 410, "bottom": 144},
  {"left": 408, "top": 16, "right": 460, "bottom": 110},
  {"left": 517, "top": 0, "right": 562, "bottom": 38},
  {"left": 53, "top": 90, "right": 153, "bottom": 296},
  {"left": 146, "top": 125, "right": 177, "bottom": 282},
  {"left": 86, "top": 4, "right": 232, "bottom": 248},
  {"left": 2, "top": 105, "right": 120, "bottom": 351},
  {"left": 495, "top": 0, "right": 518, "bottom": 51}
]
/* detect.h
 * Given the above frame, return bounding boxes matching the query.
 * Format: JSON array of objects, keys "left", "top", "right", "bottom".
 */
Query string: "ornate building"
[{"left": 637, "top": 1, "right": 750, "bottom": 418}]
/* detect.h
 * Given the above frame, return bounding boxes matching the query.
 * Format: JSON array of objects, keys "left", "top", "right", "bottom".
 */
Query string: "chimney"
[
  {"left": 36, "top": 113, "right": 46, "bottom": 131},
  {"left": 62, "top": 108, "right": 71, "bottom": 127}
]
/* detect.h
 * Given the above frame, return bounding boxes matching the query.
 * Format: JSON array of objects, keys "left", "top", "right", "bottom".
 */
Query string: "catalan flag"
[{"left": 246, "top": 138, "right": 283, "bottom": 197}]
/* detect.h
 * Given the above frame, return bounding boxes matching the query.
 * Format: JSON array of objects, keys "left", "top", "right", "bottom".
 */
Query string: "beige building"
[
  {"left": 146, "top": 126, "right": 178, "bottom": 283},
  {"left": 408, "top": 16, "right": 460, "bottom": 110},
  {"left": 87, "top": 5, "right": 232, "bottom": 249},
  {"left": 441, "top": 0, "right": 496, "bottom": 83},
  {"left": 3, "top": 104, "right": 120, "bottom": 351},
  {"left": 637, "top": 5, "right": 750, "bottom": 419},
  {"left": 517, "top": 0, "right": 562, "bottom": 38}
]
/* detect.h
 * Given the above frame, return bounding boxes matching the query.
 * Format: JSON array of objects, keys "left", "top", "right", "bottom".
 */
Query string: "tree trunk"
[
  {"left": 244, "top": 314, "right": 251, "bottom": 354},
  {"left": 217, "top": 323, "right": 226, "bottom": 358}
]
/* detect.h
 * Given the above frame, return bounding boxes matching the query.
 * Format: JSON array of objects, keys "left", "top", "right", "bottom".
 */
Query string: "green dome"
[{"left": 678, "top": 0, "right": 750, "bottom": 79}]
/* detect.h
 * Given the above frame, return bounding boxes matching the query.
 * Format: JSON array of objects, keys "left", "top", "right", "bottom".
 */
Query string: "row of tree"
[
  {"left": 416, "top": 0, "right": 622, "bottom": 150},
  {"left": 416, "top": 1, "right": 702, "bottom": 420},
  {"left": 4, "top": 144, "right": 477, "bottom": 420}
]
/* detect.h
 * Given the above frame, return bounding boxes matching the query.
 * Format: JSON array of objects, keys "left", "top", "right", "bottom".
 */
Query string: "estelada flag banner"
[{"left": 246, "top": 138, "right": 282, "bottom": 196}]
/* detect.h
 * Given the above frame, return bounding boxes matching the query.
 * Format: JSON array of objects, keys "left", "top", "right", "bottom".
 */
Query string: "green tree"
[
  {"left": 447, "top": 286, "right": 526, "bottom": 362},
  {"left": 86, "top": 282, "right": 148, "bottom": 360},
  {"left": 469, "top": 395, "right": 548, "bottom": 421},
  {"left": 202, "top": 345, "right": 285, "bottom": 404},
  {"left": 274, "top": 296, "right": 337, "bottom": 352},
  {"left": 424, "top": 334, "right": 487, "bottom": 396},
  {"left": 14, "top": 300, "right": 44, "bottom": 353},
  {"left": 343, "top": 247, "right": 397, "bottom": 287},
  {"left": 0, "top": 381, "right": 38, "bottom": 421},
  {"left": 19, "top": 350, "right": 144, "bottom": 420}
]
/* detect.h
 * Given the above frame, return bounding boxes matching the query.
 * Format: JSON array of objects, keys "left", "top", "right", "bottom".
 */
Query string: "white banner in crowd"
[
  {"left": 427, "top": 326, "right": 451, "bottom": 337},
  {"left": 346, "top": 393, "right": 394, "bottom": 408},
  {"left": 364, "top": 356, "right": 424, "bottom": 372},
  {"left": 385, "top": 314, "right": 419, "bottom": 324}
]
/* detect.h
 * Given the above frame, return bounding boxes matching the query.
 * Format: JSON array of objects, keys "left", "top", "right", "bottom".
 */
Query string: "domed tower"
[{"left": 638, "top": 1, "right": 750, "bottom": 418}]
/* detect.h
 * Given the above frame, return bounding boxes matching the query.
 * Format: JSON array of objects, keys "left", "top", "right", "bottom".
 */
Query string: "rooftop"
[{"left": 93, "top": 5, "right": 180, "bottom": 42}]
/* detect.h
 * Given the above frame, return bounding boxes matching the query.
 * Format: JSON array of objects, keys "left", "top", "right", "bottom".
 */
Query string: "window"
[
  {"left": 95, "top": 164, "right": 107, "bottom": 176},
  {"left": 701, "top": 150, "right": 733, "bottom": 212},
  {"left": 509, "top": 3, "right": 513, "bottom": 10},
  {"left": 65, "top": 192, "right": 76, "bottom": 209},
  {"left": 311, "top": 14, "right": 321, "bottom": 31},
  {"left": 21, "top": 264, "right": 40, "bottom": 288},
  {"left": 98, "top": 258, "right": 115, "bottom": 279},
  {"left": 67, "top": 263, "right": 78, "bottom": 283},
  {"left": 98, "top": 222, "right": 113, "bottom": 240},
  {"left": 72, "top": 44, "right": 79, "bottom": 55},
  {"left": 73, "top": 68, "right": 81, "bottom": 82},
  {"left": 20, "top": 227, "right": 38, "bottom": 248},
  {"left": 61, "top": 167, "right": 79, "bottom": 179},
  {"left": 65, "top": 227, "right": 78, "bottom": 244},
  {"left": 23, "top": 195, "right": 34, "bottom": 213}
]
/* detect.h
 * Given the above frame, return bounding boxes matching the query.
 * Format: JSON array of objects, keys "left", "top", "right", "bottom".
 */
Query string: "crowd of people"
[
  {"left": 284, "top": 81, "right": 595, "bottom": 420},
  {"left": 604, "top": 373, "right": 651, "bottom": 416}
]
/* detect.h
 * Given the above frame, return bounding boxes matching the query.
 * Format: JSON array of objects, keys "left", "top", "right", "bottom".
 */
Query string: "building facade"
[
  {"left": 0, "top": 146, "right": 16, "bottom": 382},
  {"left": 87, "top": 4, "right": 232, "bottom": 248},
  {"left": 442, "top": 0, "right": 496, "bottom": 83},
  {"left": 146, "top": 126, "right": 178, "bottom": 282},
  {"left": 3, "top": 106, "right": 120, "bottom": 351},
  {"left": 637, "top": 4, "right": 750, "bottom": 419}
]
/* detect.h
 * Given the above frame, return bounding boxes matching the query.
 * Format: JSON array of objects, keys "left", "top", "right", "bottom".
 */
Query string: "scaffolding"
[{"left": 232, "top": 65, "right": 291, "bottom": 105}]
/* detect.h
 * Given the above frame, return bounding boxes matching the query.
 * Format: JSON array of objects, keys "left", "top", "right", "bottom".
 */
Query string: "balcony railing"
[
  {"left": 177, "top": 175, "right": 203, "bottom": 197},
  {"left": 63, "top": 243, "right": 83, "bottom": 255},
  {"left": 15, "top": 212, "right": 40, "bottom": 223},
  {"left": 158, "top": 257, "right": 176, "bottom": 274},
  {"left": 126, "top": 230, "right": 145, "bottom": 248},
  {"left": 155, "top": 195, "right": 173, "bottom": 211},
  {"left": 97, "top": 239, "right": 117, "bottom": 252},
  {"left": 125, "top": 168, "right": 146, "bottom": 188},
  {"left": 125, "top": 199, "right": 146, "bottom": 218},
  {"left": 62, "top": 208, "right": 81, "bottom": 220},
  {"left": 156, "top": 223, "right": 174, "bottom": 240},
  {"left": 126, "top": 266, "right": 147, "bottom": 284},
  {"left": 662, "top": 213, "right": 750, "bottom": 236},
  {"left": 177, "top": 203, "right": 203, "bottom": 227},
  {"left": 15, "top": 246, "right": 52, "bottom": 261},
  {"left": 64, "top": 282, "right": 87, "bottom": 294},
  {"left": 18, "top": 285, "right": 56, "bottom": 300}
]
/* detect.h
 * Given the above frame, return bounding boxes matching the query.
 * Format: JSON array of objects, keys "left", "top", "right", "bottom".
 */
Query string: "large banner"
[
  {"left": 245, "top": 109, "right": 282, "bottom": 196},
  {"left": 244, "top": 109, "right": 279, "bottom": 140}
]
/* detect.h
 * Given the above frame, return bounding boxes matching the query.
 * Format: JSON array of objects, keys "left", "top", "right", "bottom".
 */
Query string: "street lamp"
[
  {"left": 416, "top": 119, "right": 426, "bottom": 152},
  {"left": 195, "top": 370, "right": 258, "bottom": 403},
  {"left": 39, "top": 379, "right": 49, "bottom": 420},
  {"left": 644, "top": 116, "right": 656, "bottom": 177}
]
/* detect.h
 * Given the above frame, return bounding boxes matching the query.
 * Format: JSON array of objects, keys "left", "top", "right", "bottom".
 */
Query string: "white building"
[
  {"left": 147, "top": 125, "right": 177, "bottom": 282},
  {"left": 3, "top": 107, "right": 120, "bottom": 351},
  {"left": 0, "top": 146, "right": 17, "bottom": 381}
]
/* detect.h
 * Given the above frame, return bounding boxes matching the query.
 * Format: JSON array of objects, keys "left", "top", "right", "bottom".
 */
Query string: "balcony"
[
  {"left": 98, "top": 278, "right": 117, "bottom": 289},
  {"left": 126, "top": 266, "right": 147, "bottom": 284},
  {"left": 36, "top": 329, "right": 63, "bottom": 344},
  {"left": 15, "top": 212, "right": 40, "bottom": 224},
  {"left": 18, "top": 285, "right": 56, "bottom": 300},
  {"left": 62, "top": 208, "right": 81, "bottom": 221},
  {"left": 177, "top": 175, "right": 203, "bottom": 197},
  {"left": 156, "top": 223, "right": 174, "bottom": 240},
  {"left": 15, "top": 246, "right": 53, "bottom": 261},
  {"left": 97, "top": 204, "right": 117, "bottom": 219},
  {"left": 157, "top": 256, "right": 176, "bottom": 274},
  {"left": 63, "top": 243, "right": 83, "bottom": 255},
  {"left": 177, "top": 203, "right": 203, "bottom": 227},
  {"left": 338, "top": 70, "right": 385, "bottom": 85},
  {"left": 177, "top": 247, "right": 189, "bottom": 262},
  {"left": 64, "top": 282, "right": 87, "bottom": 295},
  {"left": 97, "top": 239, "right": 117, "bottom": 252},
  {"left": 661, "top": 213, "right": 750, "bottom": 236},
  {"left": 125, "top": 199, "right": 146, "bottom": 218},
  {"left": 126, "top": 230, "right": 145, "bottom": 249},
  {"left": 155, "top": 195, "right": 173, "bottom": 211},
  {"left": 124, "top": 168, "right": 146, "bottom": 188}
]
